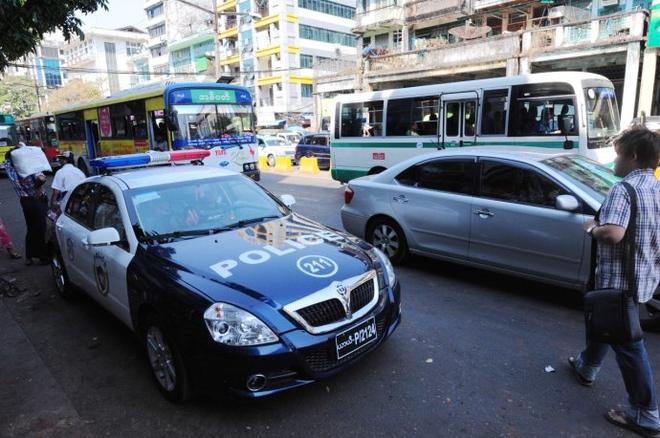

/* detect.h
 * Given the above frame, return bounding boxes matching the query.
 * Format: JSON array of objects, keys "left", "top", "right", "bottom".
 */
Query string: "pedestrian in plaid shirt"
[
  {"left": 4, "top": 146, "right": 50, "bottom": 265},
  {"left": 568, "top": 126, "right": 660, "bottom": 437}
]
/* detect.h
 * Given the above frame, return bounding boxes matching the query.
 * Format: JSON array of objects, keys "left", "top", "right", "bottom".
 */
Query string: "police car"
[{"left": 51, "top": 150, "right": 401, "bottom": 401}]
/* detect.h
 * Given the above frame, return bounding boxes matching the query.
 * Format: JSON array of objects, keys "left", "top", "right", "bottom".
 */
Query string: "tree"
[
  {"left": 0, "top": 0, "right": 108, "bottom": 71},
  {"left": 0, "top": 75, "right": 38, "bottom": 118},
  {"left": 44, "top": 79, "right": 103, "bottom": 112}
]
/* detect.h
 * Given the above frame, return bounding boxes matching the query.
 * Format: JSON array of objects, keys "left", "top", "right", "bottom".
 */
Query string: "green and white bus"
[{"left": 330, "top": 72, "right": 620, "bottom": 183}]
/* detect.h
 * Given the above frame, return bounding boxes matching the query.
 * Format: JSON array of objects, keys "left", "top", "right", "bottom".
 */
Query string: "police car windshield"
[{"left": 128, "top": 175, "right": 288, "bottom": 241}]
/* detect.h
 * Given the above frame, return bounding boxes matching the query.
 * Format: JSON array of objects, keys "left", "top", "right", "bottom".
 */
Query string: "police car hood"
[{"left": 146, "top": 214, "right": 375, "bottom": 305}]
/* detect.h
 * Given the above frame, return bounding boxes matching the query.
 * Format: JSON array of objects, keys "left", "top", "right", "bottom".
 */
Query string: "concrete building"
[
  {"left": 61, "top": 26, "right": 149, "bottom": 96},
  {"left": 316, "top": 0, "right": 659, "bottom": 126},
  {"left": 6, "top": 37, "right": 64, "bottom": 89},
  {"left": 216, "top": 0, "right": 358, "bottom": 125}
]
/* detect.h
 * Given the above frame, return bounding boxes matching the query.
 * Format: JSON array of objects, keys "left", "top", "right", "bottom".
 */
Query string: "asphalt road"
[{"left": 1, "top": 170, "right": 657, "bottom": 437}]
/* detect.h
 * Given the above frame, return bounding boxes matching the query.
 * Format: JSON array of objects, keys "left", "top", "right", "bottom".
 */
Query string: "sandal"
[
  {"left": 6, "top": 248, "right": 21, "bottom": 259},
  {"left": 567, "top": 357, "right": 594, "bottom": 387},
  {"left": 605, "top": 409, "right": 660, "bottom": 438}
]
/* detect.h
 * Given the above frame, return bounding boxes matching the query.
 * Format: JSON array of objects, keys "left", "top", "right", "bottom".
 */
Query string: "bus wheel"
[
  {"left": 78, "top": 159, "right": 90, "bottom": 177},
  {"left": 368, "top": 166, "right": 386, "bottom": 175},
  {"left": 267, "top": 154, "right": 276, "bottom": 167},
  {"left": 367, "top": 217, "right": 408, "bottom": 264}
]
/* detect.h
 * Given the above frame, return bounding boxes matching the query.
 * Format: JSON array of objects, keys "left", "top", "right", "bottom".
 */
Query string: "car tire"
[
  {"left": 142, "top": 313, "right": 191, "bottom": 402},
  {"left": 267, "top": 154, "right": 275, "bottom": 167},
  {"left": 368, "top": 218, "right": 408, "bottom": 264},
  {"left": 51, "top": 246, "right": 76, "bottom": 299},
  {"left": 640, "top": 286, "right": 660, "bottom": 331}
]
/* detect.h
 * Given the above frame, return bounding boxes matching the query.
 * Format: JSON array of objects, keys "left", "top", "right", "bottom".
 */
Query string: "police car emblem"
[
  {"left": 336, "top": 283, "right": 351, "bottom": 318},
  {"left": 93, "top": 254, "right": 109, "bottom": 296}
]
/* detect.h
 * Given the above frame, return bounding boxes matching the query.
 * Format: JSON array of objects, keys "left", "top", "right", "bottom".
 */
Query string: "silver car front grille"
[{"left": 283, "top": 270, "right": 379, "bottom": 334}]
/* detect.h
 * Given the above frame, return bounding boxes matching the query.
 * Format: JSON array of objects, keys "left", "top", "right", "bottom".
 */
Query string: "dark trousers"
[{"left": 19, "top": 195, "right": 49, "bottom": 260}]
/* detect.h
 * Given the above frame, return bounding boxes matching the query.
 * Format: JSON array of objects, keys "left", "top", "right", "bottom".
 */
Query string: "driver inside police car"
[{"left": 185, "top": 183, "right": 233, "bottom": 227}]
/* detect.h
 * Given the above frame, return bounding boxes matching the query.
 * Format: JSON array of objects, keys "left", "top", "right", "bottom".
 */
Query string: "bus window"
[
  {"left": 509, "top": 83, "right": 577, "bottom": 136},
  {"left": 464, "top": 101, "right": 477, "bottom": 136},
  {"left": 340, "top": 101, "right": 383, "bottom": 137},
  {"left": 57, "top": 112, "right": 85, "bottom": 141},
  {"left": 386, "top": 96, "right": 439, "bottom": 136},
  {"left": 108, "top": 101, "right": 147, "bottom": 139},
  {"left": 150, "top": 110, "right": 168, "bottom": 150},
  {"left": 481, "top": 90, "right": 508, "bottom": 135},
  {"left": 445, "top": 102, "right": 460, "bottom": 137}
]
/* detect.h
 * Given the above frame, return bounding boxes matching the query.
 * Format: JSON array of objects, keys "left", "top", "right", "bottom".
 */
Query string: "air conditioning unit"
[{"left": 600, "top": 0, "right": 620, "bottom": 7}]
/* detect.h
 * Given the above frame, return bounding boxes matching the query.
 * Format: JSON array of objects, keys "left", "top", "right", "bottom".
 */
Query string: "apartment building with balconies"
[
  {"left": 318, "top": 0, "right": 658, "bottom": 125},
  {"left": 61, "top": 26, "right": 148, "bottom": 96},
  {"left": 217, "top": 0, "right": 358, "bottom": 125}
]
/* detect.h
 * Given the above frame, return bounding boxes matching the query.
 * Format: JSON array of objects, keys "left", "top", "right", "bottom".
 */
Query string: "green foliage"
[
  {"left": 0, "top": 0, "right": 108, "bottom": 71},
  {"left": 0, "top": 76, "right": 38, "bottom": 118}
]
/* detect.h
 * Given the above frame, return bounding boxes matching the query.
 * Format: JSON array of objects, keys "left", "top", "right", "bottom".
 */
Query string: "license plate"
[{"left": 335, "top": 317, "right": 377, "bottom": 360}]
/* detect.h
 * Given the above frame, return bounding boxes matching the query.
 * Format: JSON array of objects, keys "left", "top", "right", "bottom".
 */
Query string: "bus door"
[
  {"left": 85, "top": 120, "right": 100, "bottom": 160},
  {"left": 441, "top": 93, "right": 478, "bottom": 149},
  {"left": 148, "top": 110, "right": 168, "bottom": 151}
]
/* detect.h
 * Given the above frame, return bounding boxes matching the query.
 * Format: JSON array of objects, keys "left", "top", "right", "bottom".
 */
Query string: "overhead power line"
[{"left": 7, "top": 61, "right": 321, "bottom": 77}]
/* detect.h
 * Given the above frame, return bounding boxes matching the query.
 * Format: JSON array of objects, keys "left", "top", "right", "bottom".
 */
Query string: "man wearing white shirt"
[{"left": 50, "top": 152, "right": 86, "bottom": 212}]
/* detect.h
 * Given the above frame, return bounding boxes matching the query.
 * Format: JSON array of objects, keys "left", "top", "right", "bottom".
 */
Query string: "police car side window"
[
  {"left": 93, "top": 186, "right": 128, "bottom": 250},
  {"left": 65, "top": 183, "right": 96, "bottom": 228}
]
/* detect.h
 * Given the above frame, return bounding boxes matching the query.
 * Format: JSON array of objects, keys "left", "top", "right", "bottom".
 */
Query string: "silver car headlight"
[
  {"left": 203, "top": 303, "right": 278, "bottom": 346},
  {"left": 372, "top": 247, "right": 396, "bottom": 287}
]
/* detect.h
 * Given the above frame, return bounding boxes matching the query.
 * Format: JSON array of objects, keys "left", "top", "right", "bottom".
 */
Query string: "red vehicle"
[{"left": 16, "top": 113, "right": 60, "bottom": 168}]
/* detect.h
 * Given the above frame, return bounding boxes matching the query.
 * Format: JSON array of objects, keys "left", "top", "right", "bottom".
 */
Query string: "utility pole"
[
  {"left": 32, "top": 66, "right": 42, "bottom": 112},
  {"left": 212, "top": 0, "right": 220, "bottom": 77}
]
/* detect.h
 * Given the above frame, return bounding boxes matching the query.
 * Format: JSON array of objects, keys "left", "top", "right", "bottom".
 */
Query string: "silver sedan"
[{"left": 341, "top": 147, "right": 660, "bottom": 328}]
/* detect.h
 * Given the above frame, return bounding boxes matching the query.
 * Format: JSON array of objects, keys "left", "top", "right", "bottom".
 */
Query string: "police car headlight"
[
  {"left": 203, "top": 303, "right": 278, "bottom": 346},
  {"left": 370, "top": 247, "right": 396, "bottom": 287}
]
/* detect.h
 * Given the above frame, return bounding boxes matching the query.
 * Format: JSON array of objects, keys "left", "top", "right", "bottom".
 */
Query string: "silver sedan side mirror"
[
  {"left": 280, "top": 194, "right": 296, "bottom": 208},
  {"left": 555, "top": 194, "right": 579, "bottom": 212}
]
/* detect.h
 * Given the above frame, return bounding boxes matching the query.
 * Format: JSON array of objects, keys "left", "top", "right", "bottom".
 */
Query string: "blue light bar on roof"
[{"left": 89, "top": 150, "right": 210, "bottom": 170}]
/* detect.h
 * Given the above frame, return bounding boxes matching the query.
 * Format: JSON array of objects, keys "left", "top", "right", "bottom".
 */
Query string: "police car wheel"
[
  {"left": 267, "top": 154, "right": 275, "bottom": 167},
  {"left": 143, "top": 315, "right": 190, "bottom": 402},
  {"left": 367, "top": 218, "right": 408, "bottom": 265},
  {"left": 51, "top": 248, "right": 75, "bottom": 298},
  {"left": 640, "top": 286, "right": 660, "bottom": 331}
]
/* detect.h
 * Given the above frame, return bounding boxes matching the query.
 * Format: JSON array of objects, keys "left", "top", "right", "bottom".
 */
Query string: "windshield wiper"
[
  {"left": 142, "top": 228, "right": 231, "bottom": 243},
  {"left": 225, "top": 215, "right": 281, "bottom": 229}
]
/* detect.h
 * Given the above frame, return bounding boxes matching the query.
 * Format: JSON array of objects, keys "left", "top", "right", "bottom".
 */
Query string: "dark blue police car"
[{"left": 51, "top": 151, "right": 401, "bottom": 401}]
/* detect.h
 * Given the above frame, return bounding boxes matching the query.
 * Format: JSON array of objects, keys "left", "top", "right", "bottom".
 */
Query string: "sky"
[{"left": 78, "top": 0, "right": 147, "bottom": 31}]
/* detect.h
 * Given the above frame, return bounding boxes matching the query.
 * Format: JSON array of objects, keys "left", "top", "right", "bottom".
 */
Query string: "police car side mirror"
[
  {"left": 280, "top": 194, "right": 296, "bottom": 208},
  {"left": 87, "top": 227, "right": 121, "bottom": 247},
  {"left": 555, "top": 194, "right": 579, "bottom": 212}
]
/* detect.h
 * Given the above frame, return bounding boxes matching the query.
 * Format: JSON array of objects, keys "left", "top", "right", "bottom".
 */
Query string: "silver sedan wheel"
[
  {"left": 146, "top": 326, "right": 177, "bottom": 392},
  {"left": 372, "top": 224, "right": 400, "bottom": 258},
  {"left": 640, "top": 289, "right": 660, "bottom": 328},
  {"left": 51, "top": 254, "right": 65, "bottom": 293}
]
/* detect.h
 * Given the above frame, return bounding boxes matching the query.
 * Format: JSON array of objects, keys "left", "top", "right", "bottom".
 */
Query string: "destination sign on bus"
[
  {"left": 0, "top": 114, "right": 15, "bottom": 124},
  {"left": 169, "top": 89, "right": 251, "bottom": 105}
]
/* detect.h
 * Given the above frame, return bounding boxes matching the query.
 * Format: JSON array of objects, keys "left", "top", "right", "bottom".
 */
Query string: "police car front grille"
[
  {"left": 350, "top": 281, "right": 374, "bottom": 313},
  {"left": 303, "top": 315, "right": 387, "bottom": 373},
  {"left": 297, "top": 299, "right": 345, "bottom": 327}
]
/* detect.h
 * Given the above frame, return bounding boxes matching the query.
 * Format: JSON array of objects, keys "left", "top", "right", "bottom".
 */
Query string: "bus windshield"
[
  {"left": 0, "top": 125, "right": 18, "bottom": 146},
  {"left": 584, "top": 87, "right": 619, "bottom": 144},
  {"left": 171, "top": 104, "right": 254, "bottom": 148}
]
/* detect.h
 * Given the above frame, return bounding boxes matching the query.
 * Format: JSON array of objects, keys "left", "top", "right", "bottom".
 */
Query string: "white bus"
[{"left": 330, "top": 72, "right": 620, "bottom": 183}]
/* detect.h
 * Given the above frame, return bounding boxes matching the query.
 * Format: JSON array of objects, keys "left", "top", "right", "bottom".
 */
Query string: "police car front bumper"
[{"left": 189, "top": 280, "right": 401, "bottom": 398}]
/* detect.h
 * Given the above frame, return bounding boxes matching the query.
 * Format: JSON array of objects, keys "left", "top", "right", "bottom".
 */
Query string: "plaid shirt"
[
  {"left": 596, "top": 169, "right": 660, "bottom": 303},
  {"left": 3, "top": 159, "right": 45, "bottom": 198}
]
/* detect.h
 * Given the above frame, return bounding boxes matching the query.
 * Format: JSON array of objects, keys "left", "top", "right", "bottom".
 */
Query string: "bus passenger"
[{"left": 407, "top": 122, "right": 420, "bottom": 136}]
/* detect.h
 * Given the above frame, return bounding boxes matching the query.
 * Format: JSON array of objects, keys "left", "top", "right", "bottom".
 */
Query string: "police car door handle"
[
  {"left": 81, "top": 238, "right": 89, "bottom": 247},
  {"left": 474, "top": 208, "right": 494, "bottom": 218},
  {"left": 393, "top": 194, "right": 408, "bottom": 203},
  {"left": 56, "top": 224, "right": 63, "bottom": 231}
]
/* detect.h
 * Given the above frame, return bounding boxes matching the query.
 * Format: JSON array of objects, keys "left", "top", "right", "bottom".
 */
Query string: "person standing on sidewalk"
[
  {"left": 4, "top": 148, "right": 50, "bottom": 265},
  {"left": 568, "top": 126, "right": 660, "bottom": 437},
  {"left": 50, "top": 151, "right": 85, "bottom": 212}
]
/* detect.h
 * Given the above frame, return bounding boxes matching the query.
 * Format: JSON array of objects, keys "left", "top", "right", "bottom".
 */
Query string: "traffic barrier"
[
  {"left": 258, "top": 155, "right": 268, "bottom": 170},
  {"left": 299, "top": 156, "right": 320, "bottom": 174},
  {"left": 274, "top": 156, "right": 293, "bottom": 172}
]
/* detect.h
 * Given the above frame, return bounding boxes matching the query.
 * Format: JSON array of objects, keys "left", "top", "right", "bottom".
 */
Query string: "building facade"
[
  {"left": 217, "top": 0, "right": 358, "bottom": 125},
  {"left": 316, "top": 0, "right": 659, "bottom": 126},
  {"left": 61, "top": 26, "right": 148, "bottom": 96}
]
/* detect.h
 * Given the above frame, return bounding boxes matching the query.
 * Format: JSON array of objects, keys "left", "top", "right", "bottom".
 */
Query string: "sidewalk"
[{"left": 0, "top": 293, "right": 92, "bottom": 437}]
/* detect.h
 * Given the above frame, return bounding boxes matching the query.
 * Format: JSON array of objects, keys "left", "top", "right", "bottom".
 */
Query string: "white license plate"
[{"left": 335, "top": 317, "right": 377, "bottom": 360}]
